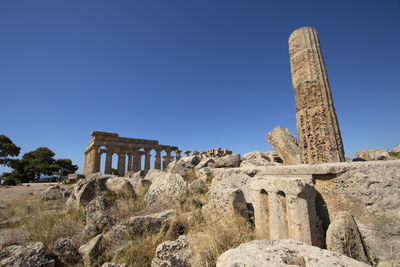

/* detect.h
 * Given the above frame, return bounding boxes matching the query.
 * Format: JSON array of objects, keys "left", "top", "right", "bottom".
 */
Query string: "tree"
[
  {"left": 0, "top": 135, "right": 21, "bottom": 166},
  {"left": 22, "top": 147, "right": 59, "bottom": 181},
  {"left": 55, "top": 159, "right": 78, "bottom": 179}
]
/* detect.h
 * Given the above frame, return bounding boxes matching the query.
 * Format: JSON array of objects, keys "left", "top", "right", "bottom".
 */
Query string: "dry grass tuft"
[
  {"left": 0, "top": 193, "right": 86, "bottom": 251},
  {"left": 182, "top": 169, "right": 198, "bottom": 183},
  {"left": 189, "top": 211, "right": 255, "bottom": 266}
]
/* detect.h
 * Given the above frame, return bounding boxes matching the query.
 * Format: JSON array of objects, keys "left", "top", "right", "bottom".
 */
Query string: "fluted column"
[
  {"left": 95, "top": 149, "right": 102, "bottom": 173},
  {"left": 184, "top": 151, "right": 191, "bottom": 157},
  {"left": 104, "top": 150, "right": 113, "bottom": 174},
  {"left": 117, "top": 152, "right": 126, "bottom": 176},
  {"left": 175, "top": 150, "right": 182, "bottom": 161},
  {"left": 289, "top": 27, "right": 345, "bottom": 164},
  {"left": 133, "top": 150, "right": 141, "bottom": 172},
  {"left": 154, "top": 149, "right": 162, "bottom": 169},
  {"left": 127, "top": 153, "right": 133, "bottom": 172},
  {"left": 165, "top": 149, "right": 172, "bottom": 168},
  {"left": 144, "top": 149, "right": 151, "bottom": 170},
  {"left": 162, "top": 155, "right": 168, "bottom": 170}
]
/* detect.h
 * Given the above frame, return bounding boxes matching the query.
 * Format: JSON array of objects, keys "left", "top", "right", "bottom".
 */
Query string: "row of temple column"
[{"left": 94, "top": 147, "right": 187, "bottom": 176}]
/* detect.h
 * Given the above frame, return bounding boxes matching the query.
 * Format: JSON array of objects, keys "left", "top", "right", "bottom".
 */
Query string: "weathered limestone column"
[
  {"left": 132, "top": 150, "right": 141, "bottom": 172},
  {"left": 117, "top": 152, "right": 126, "bottom": 176},
  {"left": 175, "top": 150, "right": 182, "bottom": 161},
  {"left": 127, "top": 153, "right": 133, "bottom": 172},
  {"left": 95, "top": 149, "right": 102, "bottom": 173},
  {"left": 155, "top": 149, "right": 162, "bottom": 169},
  {"left": 268, "top": 192, "right": 288, "bottom": 240},
  {"left": 144, "top": 149, "right": 151, "bottom": 170},
  {"left": 184, "top": 151, "right": 191, "bottom": 157},
  {"left": 289, "top": 27, "right": 345, "bottom": 164},
  {"left": 165, "top": 149, "right": 172, "bottom": 168},
  {"left": 83, "top": 145, "right": 100, "bottom": 175},
  {"left": 104, "top": 150, "right": 113, "bottom": 174},
  {"left": 162, "top": 156, "right": 168, "bottom": 170}
]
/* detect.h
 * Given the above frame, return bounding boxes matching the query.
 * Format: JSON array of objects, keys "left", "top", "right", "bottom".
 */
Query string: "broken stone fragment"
[{"left": 265, "top": 126, "right": 300, "bottom": 165}]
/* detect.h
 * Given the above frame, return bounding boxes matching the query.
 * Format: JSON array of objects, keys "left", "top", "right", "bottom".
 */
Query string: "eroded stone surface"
[
  {"left": 289, "top": 27, "right": 345, "bottom": 164},
  {"left": 151, "top": 235, "right": 193, "bottom": 267},
  {"left": 216, "top": 239, "right": 369, "bottom": 267},
  {"left": 326, "top": 211, "right": 369, "bottom": 263},
  {"left": 40, "top": 185, "right": 63, "bottom": 201},
  {"left": 265, "top": 126, "right": 300, "bottom": 165},
  {"left": 0, "top": 242, "right": 55, "bottom": 267},
  {"left": 251, "top": 174, "right": 323, "bottom": 246},
  {"left": 356, "top": 149, "right": 389, "bottom": 161}
]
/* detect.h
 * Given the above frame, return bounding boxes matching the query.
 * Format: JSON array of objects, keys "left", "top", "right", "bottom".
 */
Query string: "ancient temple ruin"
[
  {"left": 289, "top": 27, "right": 345, "bottom": 164},
  {"left": 83, "top": 132, "right": 180, "bottom": 176}
]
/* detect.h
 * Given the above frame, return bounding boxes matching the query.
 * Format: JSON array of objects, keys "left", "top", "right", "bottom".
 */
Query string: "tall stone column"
[
  {"left": 175, "top": 150, "right": 182, "bottom": 161},
  {"left": 144, "top": 149, "right": 151, "bottom": 170},
  {"left": 289, "top": 27, "right": 345, "bottom": 164},
  {"left": 165, "top": 149, "right": 172, "bottom": 168},
  {"left": 162, "top": 156, "right": 168, "bottom": 170},
  {"left": 127, "top": 154, "right": 133, "bottom": 172},
  {"left": 155, "top": 149, "right": 162, "bottom": 170},
  {"left": 184, "top": 151, "right": 191, "bottom": 157},
  {"left": 104, "top": 151, "right": 113, "bottom": 174},
  {"left": 117, "top": 153, "right": 126, "bottom": 176},
  {"left": 95, "top": 150, "right": 102, "bottom": 173},
  {"left": 83, "top": 145, "right": 101, "bottom": 176},
  {"left": 132, "top": 150, "right": 140, "bottom": 172}
]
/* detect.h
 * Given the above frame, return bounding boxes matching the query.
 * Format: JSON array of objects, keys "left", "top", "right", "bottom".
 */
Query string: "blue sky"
[{"left": 1, "top": 0, "right": 399, "bottom": 174}]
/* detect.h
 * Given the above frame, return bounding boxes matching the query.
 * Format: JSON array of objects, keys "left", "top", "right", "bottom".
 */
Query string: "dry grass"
[
  {"left": 1, "top": 179, "right": 254, "bottom": 267},
  {"left": 189, "top": 211, "right": 255, "bottom": 266},
  {"left": 182, "top": 169, "right": 199, "bottom": 183},
  {"left": 0, "top": 193, "right": 86, "bottom": 251}
]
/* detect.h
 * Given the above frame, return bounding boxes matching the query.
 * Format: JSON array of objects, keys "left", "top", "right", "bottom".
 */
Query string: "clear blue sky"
[{"left": 1, "top": 0, "right": 400, "bottom": 174}]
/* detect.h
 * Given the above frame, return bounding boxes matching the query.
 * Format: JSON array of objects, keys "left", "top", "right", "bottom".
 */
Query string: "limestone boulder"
[
  {"left": 151, "top": 235, "right": 193, "bottom": 267},
  {"left": 79, "top": 234, "right": 105, "bottom": 266},
  {"left": 203, "top": 187, "right": 248, "bottom": 218},
  {"left": 124, "top": 169, "right": 147, "bottom": 179},
  {"left": 326, "top": 211, "right": 369, "bottom": 263},
  {"left": 210, "top": 168, "right": 253, "bottom": 202},
  {"left": 168, "top": 155, "right": 202, "bottom": 176},
  {"left": 214, "top": 154, "right": 241, "bottom": 168},
  {"left": 127, "top": 177, "right": 152, "bottom": 196},
  {"left": 195, "top": 167, "right": 213, "bottom": 183},
  {"left": 240, "top": 151, "right": 283, "bottom": 168},
  {"left": 216, "top": 239, "right": 370, "bottom": 267},
  {"left": 105, "top": 177, "right": 135, "bottom": 197},
  {"left": 189, "top": 179, "right": 208, "bottom": 194},
  {"left": 66, "top": 173, "right": 112, "bottom": 209},
  {"left": 265, "top": 126, "right": 300, "bottom": 165},
  {"left": 145, "top": 172, "right": 187, "bottom": 207},
  {"left": 40, "top": 185, "right": 63, "bottom": 201},
  {"left": 103, "top": 225, "right": 131, "bottom": 247},
  {"left": 53, "top": 238, "right": 81, "bottom": 264},
  {"left": 127, "top": 210, "right": 176, "bottom": 236},
  {"left": 356, "top": 149, "right": 389, "bottom": 161},
  {"left": 84, "top": 196, "right": 118, "bottom": 238},
  {"left": 195, "top": 157, "right": 215, "bottom": 170},
  {"left": 0, "top": 242, "right": 55, "bottom": 267},
  {"left": 0, "top": 228, "right": 29, "bottom": 249},
  {"left": 144, "top": 169, "right": 165, "bottom": 182}
]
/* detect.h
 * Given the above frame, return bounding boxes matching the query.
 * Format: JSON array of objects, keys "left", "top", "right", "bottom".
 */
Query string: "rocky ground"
[{"left": 0, "top": 153, "right": 399, "bottom": 266}]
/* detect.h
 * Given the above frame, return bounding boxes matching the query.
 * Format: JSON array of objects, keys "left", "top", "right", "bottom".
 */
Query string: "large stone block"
[
  {"left": 265, "top": 126, "right": 300, "bottom": 165},
  {"left": 250, "top": 174, "right": 322, "bottom": 246}
]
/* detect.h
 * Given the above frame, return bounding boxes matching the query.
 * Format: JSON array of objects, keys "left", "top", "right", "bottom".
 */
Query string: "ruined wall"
[{"left": 289, "top": 27, "right": 345, "bottom": 164}]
